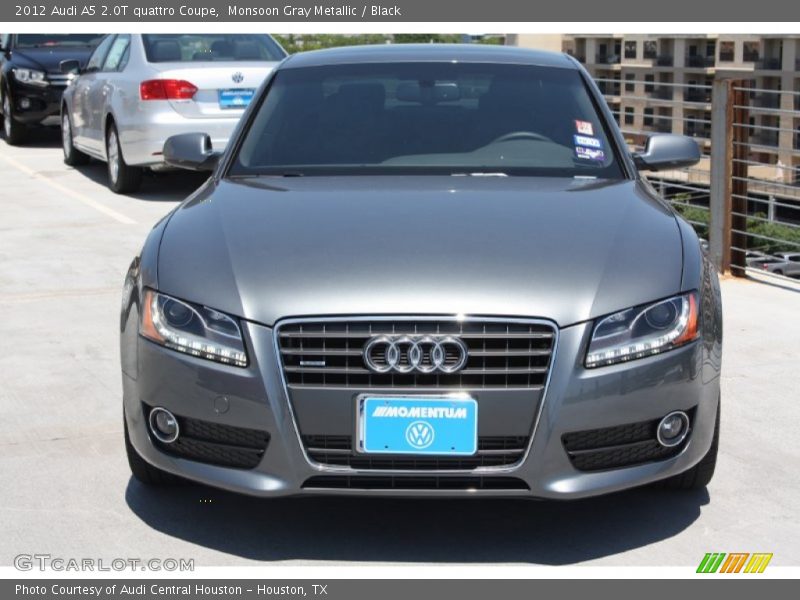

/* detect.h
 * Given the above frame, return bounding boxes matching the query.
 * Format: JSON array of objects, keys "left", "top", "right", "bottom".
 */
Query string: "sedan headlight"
[
  {"left": 12, "top": 68, "right": 48, "bottom": 86},
  {"left": 140, "top": 290, "right": 248, "bottom": 367},
  {"left": 585, "top": 292, "right": 698, "bottom": 368}
]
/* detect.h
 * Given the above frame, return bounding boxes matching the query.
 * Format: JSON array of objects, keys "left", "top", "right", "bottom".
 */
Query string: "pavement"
[{"left": 0, "top": 128, "right": 798, "bottom": 568}]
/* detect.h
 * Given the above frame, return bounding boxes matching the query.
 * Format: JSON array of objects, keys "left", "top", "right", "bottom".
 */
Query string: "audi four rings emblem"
[{"left": 363, "top": 335, "right": 469, "bottom": 374}]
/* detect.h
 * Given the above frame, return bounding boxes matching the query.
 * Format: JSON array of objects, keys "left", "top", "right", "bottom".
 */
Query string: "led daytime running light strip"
[
  {"left": 585, "top": 297, "right": 692, "bottom": 368},
  {"left": 148, "top": 293, "right": 248, "bottom": 367}
]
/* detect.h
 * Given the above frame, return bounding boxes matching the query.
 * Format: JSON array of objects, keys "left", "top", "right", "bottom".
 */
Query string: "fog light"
[
  {"left": 149, "top": 407, "right": 179, "bottom": 443},
  {"left": 19, "top": 97, "right": 31, "bottom": 110},
  {"left": 657, "top": 411, "right": 690, "bottom": 447}
]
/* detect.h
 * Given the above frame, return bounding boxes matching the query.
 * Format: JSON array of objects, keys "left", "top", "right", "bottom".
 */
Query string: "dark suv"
[{"left": 0, "top": 34, "right": 104, "bottom": 145}]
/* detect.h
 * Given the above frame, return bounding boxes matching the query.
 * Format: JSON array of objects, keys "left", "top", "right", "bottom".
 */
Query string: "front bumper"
[
  {"left": 5, "top": 81, "right": 65, "bottom": 126},
  {"left": 123, "top": 319, "right": 720, "bottom": 498}
]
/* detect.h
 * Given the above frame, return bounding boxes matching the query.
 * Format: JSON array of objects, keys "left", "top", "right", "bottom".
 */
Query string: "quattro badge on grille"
[{"left": 362, "top": 335, "right": 469, "bottom": 374}]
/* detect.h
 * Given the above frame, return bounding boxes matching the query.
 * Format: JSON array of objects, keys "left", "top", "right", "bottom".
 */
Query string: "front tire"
[
  {"left": 124, "top": 417, "right": 180, "bottom": 486},
  {"left": 106, "top": 123, "right": 142, "bottom": 194},
  {"left": 62, "top": 111, "right": 89, "bottom": 166},
  {"left": 661, "top": 401, "right": 719, "bottom": 490},
  {"left": 2, "top": 92, "right": 28, "bottom": 145}
]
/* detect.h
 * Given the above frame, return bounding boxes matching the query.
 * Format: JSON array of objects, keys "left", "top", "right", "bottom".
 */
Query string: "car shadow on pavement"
[
  {"left": 125, "top": 478, "right": 709, "bottom": 564},
  {"left": 3, "top": 127, "right": 208, "bottom": 201},
  {"left": 70, "top": 161, "right": 209, "bottom": 202}
]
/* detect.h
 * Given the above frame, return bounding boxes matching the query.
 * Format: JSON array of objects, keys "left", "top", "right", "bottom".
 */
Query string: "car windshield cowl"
[{"left": 229, "top": 61, "right": 625, "bottom": 180}]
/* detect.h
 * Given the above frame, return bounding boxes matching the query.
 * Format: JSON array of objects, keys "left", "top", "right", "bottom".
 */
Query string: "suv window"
[
  {"left": 232, "top": 62, "right": 623, "bottom": 179},
  {"left": 15, "top": 34, "right": 103, "bottom": 49}
]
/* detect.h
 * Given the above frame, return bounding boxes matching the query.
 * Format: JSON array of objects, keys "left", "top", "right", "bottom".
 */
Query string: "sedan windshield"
[
  {"left": 15, "top": 34, "right": 104, "bottom": 48},
  {"left": 232, "top": 62, "right": 624, "bottom": 178}
]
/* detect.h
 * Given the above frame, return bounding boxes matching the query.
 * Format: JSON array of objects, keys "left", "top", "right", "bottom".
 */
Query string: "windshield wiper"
[{"left": 451, "top": 171, "right": 508, "bottom": 177}]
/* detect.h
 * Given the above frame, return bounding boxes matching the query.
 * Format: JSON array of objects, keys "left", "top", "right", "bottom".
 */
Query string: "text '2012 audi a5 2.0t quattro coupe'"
[{"left": 121, "top": 45, "right": 722, "bottom": 498}]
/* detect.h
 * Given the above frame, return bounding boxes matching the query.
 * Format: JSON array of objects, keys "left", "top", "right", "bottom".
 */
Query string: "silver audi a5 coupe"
[
  {"left": 60, "top": 33, "right": 286, "bottom": 193},
  {"left": 121, "top": 45, "right": 723, "bottom": 499}
]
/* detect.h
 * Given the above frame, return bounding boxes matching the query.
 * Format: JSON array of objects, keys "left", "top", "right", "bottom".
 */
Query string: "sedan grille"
[
  {"left": 144, "top": 404, "right": 269, "bottom": 469},
  {"left": 302, "top": 475, "right": 530, "bottom": 491},
  {"left": 47, "top": 73, "right": 72, "bottom": 87},
  {"left": 303, "top": 434, "right": 528, "bottom": 469},
  {"left": 276, "top": 318, "right": 556, "bottom": 389},
  {"left": 562, "top": 410, "right": 694, "bottom": 472}
]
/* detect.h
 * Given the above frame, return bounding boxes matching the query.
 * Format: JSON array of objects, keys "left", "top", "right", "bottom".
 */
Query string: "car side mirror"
[
  {"left": 632, "top": 134, "right": 701, "bottom": 171},
  {"left": 59, "top": 59, "right": 81, "bottom": 75},
  {"left": 163, "top": 133, "right": 221, "bottom": 172}
]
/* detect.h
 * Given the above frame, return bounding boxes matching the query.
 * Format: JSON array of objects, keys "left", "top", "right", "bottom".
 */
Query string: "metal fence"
[{"left": 594, "top": 76, "right": 800, "bottom": 286}]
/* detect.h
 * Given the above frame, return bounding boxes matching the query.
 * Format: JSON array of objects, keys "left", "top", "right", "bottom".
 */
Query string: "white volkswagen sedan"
[{"left": 60, "top": 33, "right": 286, "bottom": 193}]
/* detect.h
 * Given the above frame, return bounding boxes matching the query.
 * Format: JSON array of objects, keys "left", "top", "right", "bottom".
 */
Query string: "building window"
[
  {"left": 643, "top": 108, "right": 654, "bottom": 127},
  {"left": 624, "top": 41, "right": 637, "bottom": 59},
  {"left": 645, "top": 74, "right": 655, "bottom": 92},
  {"left": 625, "top": 73, "right": 635, "bottom": 92},
  {"left": 706, "top": 42, "right": 716, "bottom": 58},
  {"left": 719, "top": 41, "right": 735, "bottom": 62},
  {"left": 643, "top": 41, "right": 657, "bottom": 59},
  {"left": 743, "top": 41, "right": 760, "bottom": 62},
  {"left": 624, "top": 106, "right": 635, "bottom": 125}
]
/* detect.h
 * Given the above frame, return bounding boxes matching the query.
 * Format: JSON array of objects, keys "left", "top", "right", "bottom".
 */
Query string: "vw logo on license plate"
[{"left": 405, "top": 421, "right": 435, "bottom": 449}]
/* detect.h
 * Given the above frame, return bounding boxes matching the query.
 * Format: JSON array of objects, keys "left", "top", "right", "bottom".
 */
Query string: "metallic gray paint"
[
  {"left": 120, "top": 45, "right": 722, "bottom": 498},
  {"left": 155, "top": 177, "right": 684, "bottom": 328}
]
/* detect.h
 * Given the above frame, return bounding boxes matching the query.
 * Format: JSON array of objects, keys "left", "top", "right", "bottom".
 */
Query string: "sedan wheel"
[
  {"left": 62, "top": 112, "right": 89, "bottom": 166},
  {"left": 105, "top": 124, "right": 142, "bottom": 194}
]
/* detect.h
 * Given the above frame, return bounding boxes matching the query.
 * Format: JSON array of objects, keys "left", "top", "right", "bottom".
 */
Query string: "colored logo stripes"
[{"left": 697, "top": 552, "right": 773, "bottom": 573}]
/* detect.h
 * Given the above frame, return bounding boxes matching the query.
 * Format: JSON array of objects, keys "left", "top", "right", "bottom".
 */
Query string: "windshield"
[
  {"left": 231, "top": 62, "right": 624, "bottom": 178},
  {"left": 15, "top": 34, "right": 104, "bottom": 48},
  {"left": 142, "top": 34, "right": 286, "bottom": 63}
]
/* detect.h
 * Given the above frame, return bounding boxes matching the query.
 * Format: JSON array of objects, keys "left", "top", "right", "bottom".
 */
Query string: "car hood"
[
  {"left": 157, "top": 176, "right": 684, "bottom": 328},
  {"left": 11, "top": 47, "right": 95, "bottom": 72}
]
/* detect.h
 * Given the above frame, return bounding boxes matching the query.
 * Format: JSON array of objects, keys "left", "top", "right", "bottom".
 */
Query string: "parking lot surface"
[{"left": 1, "top": 129, "right": 799, "bottom": 567}]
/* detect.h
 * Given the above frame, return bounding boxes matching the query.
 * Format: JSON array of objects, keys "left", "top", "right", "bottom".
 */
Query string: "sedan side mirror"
[
  {"left": 163, "top": 133, "right": 221, "bottom": 172},
  {"left": 59, "top": 59, "right": 81, "bottom": 75},
  {"left": 632, "top": 134, "right": 701, "bottom": 171}
]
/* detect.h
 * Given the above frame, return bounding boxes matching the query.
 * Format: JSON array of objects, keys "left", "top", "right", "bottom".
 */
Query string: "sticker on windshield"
[
  {"left": 575, "top": 120, "right": 594, "bottom": 136},
  {"left": 574, "top": 135, "right": 603, "bottom": 149},
  {"left": 575, "top": 146, "right": 605, "bottom": 162}
]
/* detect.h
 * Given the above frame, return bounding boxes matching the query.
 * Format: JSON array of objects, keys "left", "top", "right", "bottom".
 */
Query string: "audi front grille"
[{"left": 276, "top": 318, "right": 556, "bottom": 389}]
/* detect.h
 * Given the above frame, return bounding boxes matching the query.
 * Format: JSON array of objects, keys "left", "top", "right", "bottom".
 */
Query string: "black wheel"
[
  {"left": 2, "top": 91, "right": 28, "bottom": 145},
  {"left": 106, "top": 122, "right": 142, "bottom": 194},
  {"left": 124, "top": 416, "right": 180, "bottom": 485},
  {"left": 661, "top": 400, "right": 719, "bottom": 490},
  {"left": 774, "top": 269, "right": 784, "bottom": 276},
  {"left": 61, "top": 110, "right": 89, "bottom": 166}
]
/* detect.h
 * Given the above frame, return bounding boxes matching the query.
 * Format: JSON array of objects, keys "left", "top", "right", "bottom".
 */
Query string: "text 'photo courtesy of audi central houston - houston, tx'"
[{"left": 121, "top": 44, "right": 723, "bottom": 499}]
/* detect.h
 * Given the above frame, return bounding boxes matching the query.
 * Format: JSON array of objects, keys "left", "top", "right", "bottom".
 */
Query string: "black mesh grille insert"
[
  {"left": 303, "top": 435, "right": 528, "bottom": 469},
  {"left": 144, "top": 404, "right": 269, "bottom": 469},
  {"left": 277, "top": 319, "right": 556, "bottom": 389},
  {"left": 562, "top": 410, "right": 694, "bottom": 472},
  {"left": 303, "top": 475, "right": 530, "bottom": 491}
]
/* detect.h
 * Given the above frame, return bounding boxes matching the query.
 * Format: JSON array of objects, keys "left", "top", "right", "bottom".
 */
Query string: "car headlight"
[
  {"left": 140, "top": 289, "right": 248, "bottom": 367},
  {"left": 585, "top": 292, "right": 699, "bottom": 368},
  {"left": 12, "top": 68, "right": 48, "bottom": 86}
]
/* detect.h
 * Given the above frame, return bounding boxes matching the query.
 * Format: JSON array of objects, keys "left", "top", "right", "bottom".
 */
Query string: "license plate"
[
  {"left": 359, "top": 396, "right": 477, "bottom": 456},
  {"left": 218, "top": 88, "right": 254, "bottom": 109}
]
